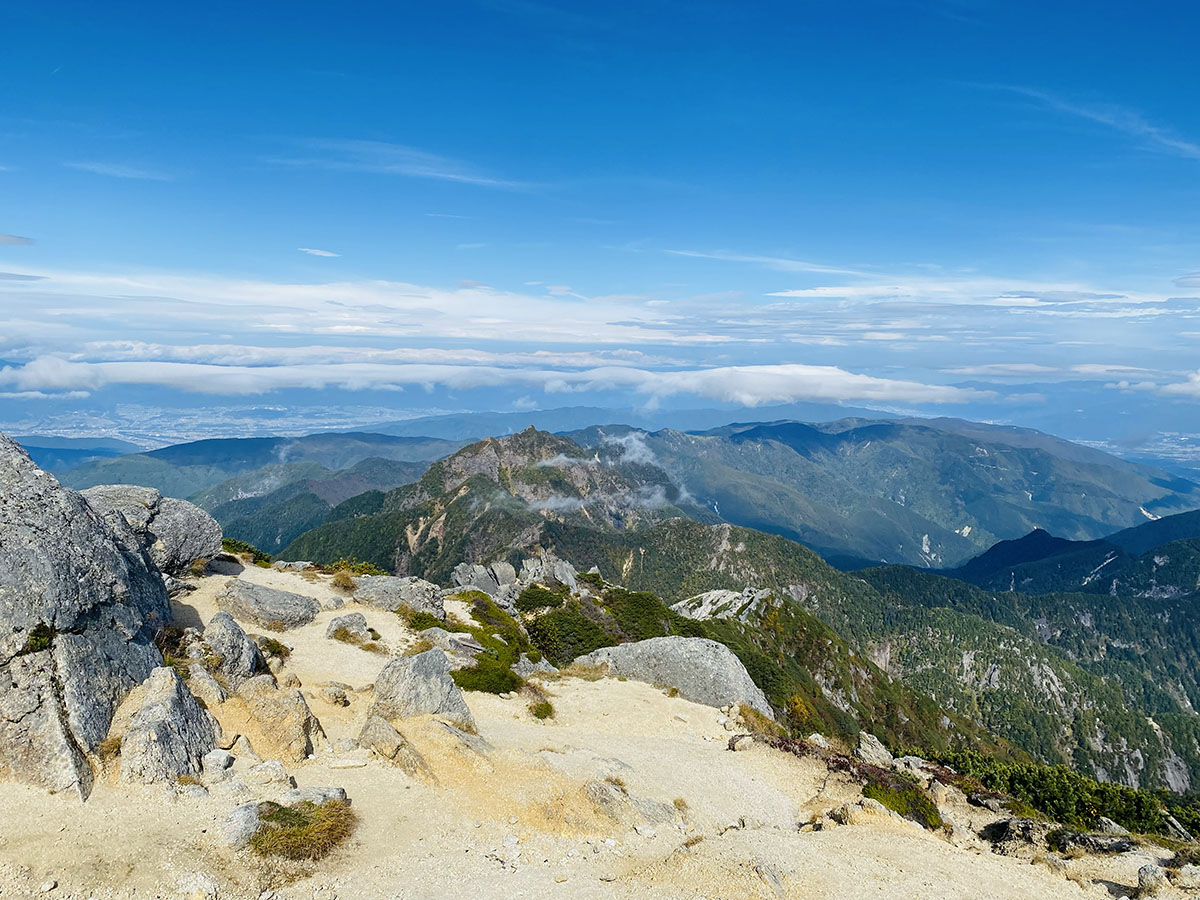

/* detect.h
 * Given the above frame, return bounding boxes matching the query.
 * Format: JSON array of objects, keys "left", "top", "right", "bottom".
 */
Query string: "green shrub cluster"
[
  {"left": 529, "top": 700, "right": 555, "bottom": 719},
  {"left": 862, "top": 771, "right": 943, "bottom": 830},
  {"left": 326, "top": 558, "right": 388, "bottom": 576},
  {"left": 443, "top": 593, "right": 534, "bottom": 694},
  {"left": 527, "top": 603, "right": 616, "bottom": 666},
  {"left": 934, "top": 749, "right": 1167, "bottom": 833},
  {"left": 515, "top": 584, "right": 565, "bottom": 611},
  {"left": 221, "top": 537, "right": 272, "bottom": 566}
]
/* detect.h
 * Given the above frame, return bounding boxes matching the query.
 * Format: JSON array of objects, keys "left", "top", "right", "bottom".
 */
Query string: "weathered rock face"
[
  {"left": 574, "top": 637, "right": 774, "bottom": 719},
  {"left": 357, "top": 714, "right": 433, "bottom": 779},
  {"left": 368, "top": 648, "right": 476, "bottom": 732},
  {"left": 204, "top": 612, "right": 266, "bottom": 688},
  {"left": 81, "top": 484, "right": 222, "bottom": 576},
  {"left": 114, "top": 667, "right": 217, "bottom": 783},
  {"left": 237, "top": 674, "right": 325, "bottom": 762},
  {"left": 354, "top": 575, "right": 444, "bottom": 620},
  {"left": 217, "top": 580, "right": 319, "bottom": 630},
  {"left": 855, "top": 732, "right": 894, "bottom": 769},
  {"left": 0, "top": 434, "right": 168, "bottom": 797}
]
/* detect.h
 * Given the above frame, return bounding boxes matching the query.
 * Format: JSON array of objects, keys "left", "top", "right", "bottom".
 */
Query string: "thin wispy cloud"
[
  {"left": 0, "top": 234, "right": 34, "bottom": 245},
  {"left": 65, "top": 161, "right": 173, "bottom": 180},
  {"left": 271, "top": 139, "right": 530, "bottom": 189},
  {"left": 988, "top": 85, "right": 1200, "bottom": 161},
  {"left": 665, "top": 249, "right": 867, "bottom": 276},
  {"left": 298, "top": 247, "right": 340, "bottom": 257}
]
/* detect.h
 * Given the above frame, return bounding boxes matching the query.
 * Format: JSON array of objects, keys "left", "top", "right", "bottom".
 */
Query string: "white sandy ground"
[{"left": 0, "top": 564, "right": 1189, "bottom": 900}]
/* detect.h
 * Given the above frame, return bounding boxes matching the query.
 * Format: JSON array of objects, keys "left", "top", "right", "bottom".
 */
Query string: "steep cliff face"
[{"left": 0, "top": 433, "right": 167, "bottom": 797}]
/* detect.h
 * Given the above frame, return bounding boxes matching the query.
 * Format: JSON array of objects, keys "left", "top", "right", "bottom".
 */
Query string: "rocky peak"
[{"left": 0, "top": 433, "right": 168, "bottom": 797}]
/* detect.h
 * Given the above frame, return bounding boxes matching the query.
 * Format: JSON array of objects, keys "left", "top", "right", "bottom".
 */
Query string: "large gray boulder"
[
  {"left": 574, "top": 637, "right": 773, "bottom": 719},
  {"left": 368, "top": 648, "right": 476, "bottom": 732},
  {"left": 217, "top": 580, "right": 319, "bottom": 630},
  {"left": 204, "top": 612, "right": 266, "bottom": 688},
  {"left": 355, "top": 575, "right": 444, "bottom": 619},
  {"left": 0, "top": 434, "right": 168, "bottom": 797},
  {"left": 81, "top": 484, "right": 222, "bottom": 576},
  {"left": 115, "top": 667, "right": 217, "bottom": 783}
]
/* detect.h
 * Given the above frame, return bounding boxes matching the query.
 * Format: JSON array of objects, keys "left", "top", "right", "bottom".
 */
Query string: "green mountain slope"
[
  {"left": 567, "top": 419, "right": 1200, "bottom": 569},
  {"left": 947, "top": 507, "right": 1200, "bottom": 597}
]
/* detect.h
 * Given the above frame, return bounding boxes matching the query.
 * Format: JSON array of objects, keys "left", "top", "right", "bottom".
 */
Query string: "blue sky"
[{"left": 2, "top": 1, "right": 1199, "bottom": 446}]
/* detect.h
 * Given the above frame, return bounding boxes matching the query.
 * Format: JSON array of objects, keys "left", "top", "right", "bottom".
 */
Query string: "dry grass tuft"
[
  {"left": 404, "top": 638, "right": 436, "bottom": 656},
  {"left": 739, "top": 706, "right": 786, "bottom": 738},
  {"left": 330, "top": 571, "right": 357, "bottom": 593},
  {"left": 536, "top": 663, "right": 606, "bottom": 683},
  {"left": 250, "top": 800, "right": 358, "bottom": 861}
]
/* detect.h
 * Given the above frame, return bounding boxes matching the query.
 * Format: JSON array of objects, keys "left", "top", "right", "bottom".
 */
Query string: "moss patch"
[{"left": 862, "top": 772, "right": 943, "bottom": 830}]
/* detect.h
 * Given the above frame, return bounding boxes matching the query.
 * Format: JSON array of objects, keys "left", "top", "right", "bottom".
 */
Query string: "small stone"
[
  {"left": 729, "top": 734, "right": 755, "bottom": 751},
  {"left": 599, "top": 873, "right": 617, "bottom": 882},
  {"left": 634, "top": 825, "right": 656, "bottom": 837},
  {"left": 1138, "top": 864, "right": 1169, "bottom": 897},
  {"left": 202, "top": 749, "right": 234, "bottom": 772},
  {"left": 555, "top": 875, "right": 568, "bottom": 883},
  {"left": 39, "top": 880, "right": 57, "bottom": 893}
]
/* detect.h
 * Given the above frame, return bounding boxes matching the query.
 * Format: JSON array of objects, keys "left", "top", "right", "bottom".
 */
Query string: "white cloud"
[
  {"left": 0, "top": 233, "right": 34, "bottom": 245},
  {"left": 65, "top": 162, "right": 172, "bottom": 181},
  {"left": 298, "top": 247, "right": 340, "bottom": 257},
  {"left": 0, "top": 356, "right": 988, "bottom": 405}
]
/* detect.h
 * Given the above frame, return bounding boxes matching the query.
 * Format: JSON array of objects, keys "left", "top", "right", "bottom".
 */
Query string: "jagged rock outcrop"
[
  {"left": 366, "top": 648, "right": 476, "bottom": 732},
  {"left": 217, "top": 579, "right": 319, "bottom": 630},
  {"left": 855, "top": 732, "right": 894, "bottom": 769},
  {"left": 0, "top": 434, "right": 168, "bottom": 797},
  {"left": 519, "top": 551, "right": 578, "bottom": 594},
  {"left": 418, "top": 627, "right": 485, "bottom": 669},
  {"left": 237, "top": 674, "right": 325, "bottom": 762},
  {"left": 672, "top": 586, "right": 775, "bottom": 623},
  {"left": 354, "top": 575, "right": 444, "bottom": 619},
  {"left": 203, "top": 612, "right": 266, "bottom": 688},
  {"left": 112, "top": 667, "right": 217, "bottom": 783},
  {"left": 81, "top": 484, "right": 222, "bottom": 576},
  {"left": 575, "top": 637, "right": 774, "bottom": 718}
]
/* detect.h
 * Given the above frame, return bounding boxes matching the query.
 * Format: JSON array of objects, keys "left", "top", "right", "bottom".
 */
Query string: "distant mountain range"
[
  {"left": 944, "top": 508, "right": 1200, "bottom": 597},
  {"left": 30, "top": 412, "right": 1200, "bottom": 570},
  {"left": 42, "top": 432, "right": 464, "bottom": 554},
  {"left": 566, "top": 418, "right": 1199, "bottom": 568}
]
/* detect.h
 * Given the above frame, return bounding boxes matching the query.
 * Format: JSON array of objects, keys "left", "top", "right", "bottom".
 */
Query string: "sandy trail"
[{"left": 0, "top": 564, "right": 1177, "bottom": 900}]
